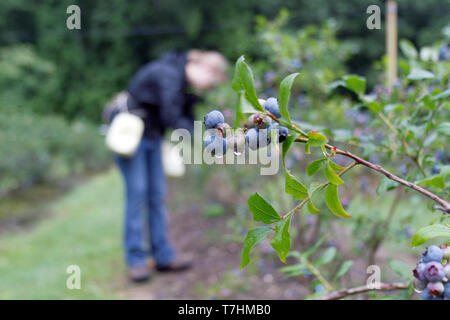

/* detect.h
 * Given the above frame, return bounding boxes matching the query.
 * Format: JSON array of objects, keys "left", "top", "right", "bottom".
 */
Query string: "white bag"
[
  {"left": 104, "top": 92, "right": 185, "bottom": 177},
  {"left": 105, "top": 94, "right": 144, "bottom": 158},
  {"left": 162, "top": 141, "right": 186, "bottom": 177}
]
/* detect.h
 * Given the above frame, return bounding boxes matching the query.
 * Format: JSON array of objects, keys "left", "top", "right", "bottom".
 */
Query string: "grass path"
[
  {"left": 0, "top": 167, "right": 428, "bottom": 300},
  {"left": 0, "top": 170, "right": 125, "bottom": 299},
  {"left": 0, "top": 169, "right": 308, "bottom": 300}
]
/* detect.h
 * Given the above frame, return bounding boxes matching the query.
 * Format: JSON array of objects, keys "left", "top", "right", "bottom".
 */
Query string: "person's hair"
[{"left": 187, "top": 50, "right": 227, "bottom": 72}]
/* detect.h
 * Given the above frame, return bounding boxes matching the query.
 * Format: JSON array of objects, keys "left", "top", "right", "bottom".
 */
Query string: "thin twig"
[
  {"left": 293, "top": 136, "right": 450, "bottom": 214},
  {"left": 368, "top": 188, "right": 404, "bottom": 265},
  {"left": 265, "top": 110, "right": 450, "bottom": 213},
  {"left": 378, "top": 112, "right": 427, "bottom": 177},
  {"left": 317, "top": 282, "right": 409, "bottom": 300},
  {"left": 299, "top": 254, "right": 334, "bottom": 292}
]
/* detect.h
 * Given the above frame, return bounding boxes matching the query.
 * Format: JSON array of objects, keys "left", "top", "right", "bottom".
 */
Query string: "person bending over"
[{"left": 112, "top": 50, "right": 227, "bottom": 282}]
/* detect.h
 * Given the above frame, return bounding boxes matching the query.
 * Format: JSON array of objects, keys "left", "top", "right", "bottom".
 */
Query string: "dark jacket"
[{"left": 127, "top": 51, "right": 197, "bottom": 138}]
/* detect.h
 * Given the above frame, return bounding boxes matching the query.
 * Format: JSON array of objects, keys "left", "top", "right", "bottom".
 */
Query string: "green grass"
[{"left": 0, "top": 170, "right": 125, "bottom": 299}]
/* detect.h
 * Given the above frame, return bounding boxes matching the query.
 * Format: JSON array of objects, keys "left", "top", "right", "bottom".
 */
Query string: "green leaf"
[
  {"left": 432, "top": 88, "right": 450, "bottom": 100},
  {"left": 285, "top": 171, "right": 308, "bottom": 200},
  {"left": 324, "top": 184, "right": 351, "bottom": 218},
  {"left": 328, "top": 160, "right": 344, "bottom": 172},
  {"left": 307, "top": 200, "right": 321, "bottom": 214},
  {"left": 384, "top": 104, "right": 403, "bottom": 113},
  {"left": 367, "top": 101, "right": 382, "bottom": 113},
  {"left": 307, "top": 131, "right": 328, "bottom": 147},
  {"left": 314, "top": 247, "right": 337, "bottom": 267},
  {"left": 328, "top": 80, "right": 345, "bottom": 90},
  {"left": 234, "top": 93, "right": 245, "bottom": 127},
  {"left": 239, "top": 93, "right": 258, "bottom": 114},
  {"left": 324, "top": 163, "right": 344, "bottom": 185},
  {"left": 278, "top": 73, "right": 299, "bottom": 124},
  {"left": 240, "top": 226, "right": 272, "bottom": 269},
  {"left": 399, "top": 39, "right": 418, "bottom": 60},
  {"left": 389, "top": 260, "right": 411, "bottom": 279},
  {"left": 231, "top": 56, "right": 244, "bottom": 92},
  {"left": 376, "top": 176, "right": 399, "bottom": 195},
  {"left": 440, "top": 165, "right": 450, "bottom": 179},
  {"left": 307, "top": 182, "right": 323, "bottom": 214},
  {"left": 235, "top": 56, "right": 263, "bottom": 111},
  {"left": 279, "top": 263, "right": 308, "bottom": 276},
  {"left": 415, "top": 176, "right": 445, "bottom": 189},
  {"left": 304, "top": 142, "right": 311, "bottom": 154},
  {"left": 270, "top": 216, "right": 292, "bottom": 263},
  {"left": 302, "top": 237, "right": 326, "bottom": 258},
  {"left": 343, "top": 75, "right": 366, "bottom": 95},
  {"left": 333, "top": 260, "right": 354, "bottom": 281},
  {"left": 248, "top": 193, "right": 281, "bottom": 224},
  {"left": 306, "top": 158, "right": 326, "bottom": 176},
  {"left": 309, "top": 182, "right": 323, "bottom": 195},
  {"left": 407, "top": 69, "right": 435, "bottom": 80},
  {"left": 411, "top": 224, "right": 450, "bottom": 247},
  {"left": 437, "top": 122, "right": 450, "bottom": 137}
]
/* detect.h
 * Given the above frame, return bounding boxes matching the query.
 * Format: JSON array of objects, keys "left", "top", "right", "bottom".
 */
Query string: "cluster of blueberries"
[
  {"left": 413, "top": 244, "right": 450, "bottom": 300},
  {"left": 203, "top": 97, "right": 289, "bottom": 156}
]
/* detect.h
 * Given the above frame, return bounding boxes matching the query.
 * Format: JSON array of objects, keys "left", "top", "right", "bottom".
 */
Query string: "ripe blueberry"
[
  {"left": 258, "top": 128, "right": 269, "bottom": 148},
  {"left": 423, "top": 261, "right": 445, "bottom": 282},
  {"left": 443, "top": 264, "right": 450, "bottom": 279},
  {"left": 427, "top": 281, "right": 444, "bottom": 297},
  {"left": 423, "top": 245, "right": 443, "bottom": 263},
  {"left": 227, "top": 128, "right": 246, "bottom": 155},
  {"left": 413, "top": 263, "right": 427, "bottom": 281},
  {"left": 421, "top": 289, "right": 443, "bottom": 300},
  {"left": 421, "top": 289, "right": 433, "bottom": 300},
  {"left": 431, "top": 164, "right": 440, "bottom": 175},
  {"left": 277, "top": 126, "right": 289, "bottom": 143},
  {"left": 266, "top": 124, "right": 289, "bottom": 144},
  {"left": 314, "top": 284, "right": 325, "bottom": 293},
  {"left": 444, "top": 282, "right": 450, "bottom": 299},
  {"left": 266, "top": 123, "right": 277, "bottom": 143},
  {"left": 204, "top": 110, "right": 224, "bottom": 129},
  {"left": 413, "top": 278, "right": 426, "bottom": 291},
  {"left": 263, "top": 97, "right": 282, "bottom": 118},
  {"left": 246, "top": 128, "right": 259, "bottom": 150},
  {"left": 204, "top": 134, "right": 227, "bottom": 156}
]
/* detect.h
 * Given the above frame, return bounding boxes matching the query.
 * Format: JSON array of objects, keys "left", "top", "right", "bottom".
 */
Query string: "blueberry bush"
[
  {"left": 0, "top": 109, "right": 111, "bottom": 196},
  {"left": 203, "top": 54, "right": 449, "bottom": 299}
]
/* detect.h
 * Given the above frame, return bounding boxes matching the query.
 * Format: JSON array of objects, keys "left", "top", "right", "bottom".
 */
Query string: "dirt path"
[{"left": 120, "top": 182, "right": 309, "bottom": 300}]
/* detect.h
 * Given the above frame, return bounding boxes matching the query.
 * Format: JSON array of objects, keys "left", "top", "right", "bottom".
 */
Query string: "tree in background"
[{"left": 0, "top": 0, "right": 448, "bottom": 121}]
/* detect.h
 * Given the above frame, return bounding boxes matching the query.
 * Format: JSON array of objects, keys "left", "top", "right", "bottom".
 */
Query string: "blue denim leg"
[
  {"left": 145, "top": 138, "right": 176, "bottom": 266},
  {"left": 115, "top": 141, "right": 149, "bottom": 267},
  {"left": 115, "top": 137, "right": 175, "bottom": 267}
]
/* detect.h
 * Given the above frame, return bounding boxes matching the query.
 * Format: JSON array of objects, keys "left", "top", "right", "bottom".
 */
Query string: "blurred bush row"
[{"left": 0, "top": 108, "right": 110, "bottom": 196}]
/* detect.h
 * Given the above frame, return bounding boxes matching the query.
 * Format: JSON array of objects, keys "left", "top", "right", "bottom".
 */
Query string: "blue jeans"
[{"left": 115, "top": 137, "right": 175, "bottom": 267}]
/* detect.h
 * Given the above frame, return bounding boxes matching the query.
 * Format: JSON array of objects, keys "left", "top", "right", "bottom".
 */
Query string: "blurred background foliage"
[
  {"left": 1, "top": 0, "right": 448, "bottom": 121},
  {"left": 0, "top": 0, "right": 449, "bottom": 299}
]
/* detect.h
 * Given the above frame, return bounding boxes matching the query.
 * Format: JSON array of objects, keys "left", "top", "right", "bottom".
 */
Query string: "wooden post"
[{"left": 386, "top": 1, "right": 398, "bottom": 87}]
